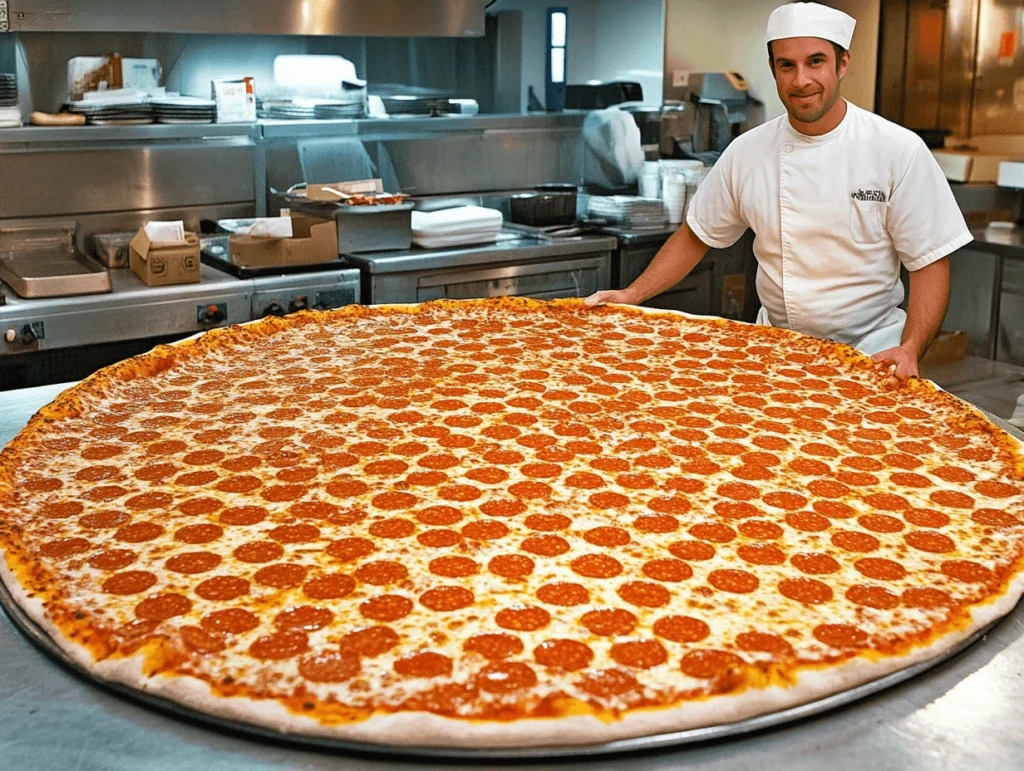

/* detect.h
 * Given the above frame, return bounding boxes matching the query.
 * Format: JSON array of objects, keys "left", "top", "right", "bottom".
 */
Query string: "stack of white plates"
[
  {"left": 0, "top": 74, "right": 20, "bottom": 128},
  {"left": 153, "top": 97, "right": 216, "bottom": 124},
  {"left": 588, "top": 196, "right": 668, "bottom": 229},
  {"left": 411, "top": 206, "right": 504, "bottom": 249}
]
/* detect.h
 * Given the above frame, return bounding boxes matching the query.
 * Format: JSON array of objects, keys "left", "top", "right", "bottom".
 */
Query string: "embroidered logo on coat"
[{"left": 852, "top": 189, "right": 887, "bottom": 203}]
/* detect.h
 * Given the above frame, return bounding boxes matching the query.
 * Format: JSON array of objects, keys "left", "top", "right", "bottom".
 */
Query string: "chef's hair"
[{"left": 767, "top": 40, "right": 848, "bottom": 74}]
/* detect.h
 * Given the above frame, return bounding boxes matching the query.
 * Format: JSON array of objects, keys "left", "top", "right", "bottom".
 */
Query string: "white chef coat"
[{"left": 686, "top": 101, "right": 972, "bottom": 355}]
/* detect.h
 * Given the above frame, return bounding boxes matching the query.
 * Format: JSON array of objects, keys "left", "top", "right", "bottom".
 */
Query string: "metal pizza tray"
[{"left": 0, "top": 575, "right": 1004, "bottom": 760}]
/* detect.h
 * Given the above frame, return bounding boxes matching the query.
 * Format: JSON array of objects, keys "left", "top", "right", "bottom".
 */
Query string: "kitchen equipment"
[
  {"left": 0, "top": 223, "right": 111, "bottom": 299},
  {"left": 411, "top": 205, "right": 503, "bottom": 249},
  {"left": 587, "top": 195, "right": 667, "bottom": 229},
  {"left": 0, "top": 74, "right": 20, "bottom": 128},
  {"left": 152, "top": 97, "right": 216, "bottom": 125},
  {"left": 278, "top": 184, "right": 414, "bottom": 253},
  {"left": 509, "top": 187, "right": 577, "bottom": 227},
  {"left": 662, "top": 72, "right": 755, "bottom": 160},
  {"left": 564, "top": 81, "right": 643, "bottom": 109}
]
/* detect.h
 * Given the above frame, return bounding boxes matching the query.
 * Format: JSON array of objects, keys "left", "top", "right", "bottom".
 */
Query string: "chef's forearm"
[
  {"left": 902, "top": 257, "right": 951, "bottom": 357},
  {"left": 623, "top": 225, "right": 711, "bottom": 304}
]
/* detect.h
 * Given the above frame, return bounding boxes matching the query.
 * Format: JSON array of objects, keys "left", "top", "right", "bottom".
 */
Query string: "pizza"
[{"left": 1, "top": 297, "right": 1023, "bottom": 748}]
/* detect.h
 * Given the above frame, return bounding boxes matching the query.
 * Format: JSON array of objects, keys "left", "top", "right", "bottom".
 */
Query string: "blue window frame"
[{"left": 545, "top": 8, "right": 567, "bottom": 111}]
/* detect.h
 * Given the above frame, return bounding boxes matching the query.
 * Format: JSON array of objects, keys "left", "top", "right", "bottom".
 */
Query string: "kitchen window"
[{"left": 546, "top": 8, "right": 568, "bottom": 111}]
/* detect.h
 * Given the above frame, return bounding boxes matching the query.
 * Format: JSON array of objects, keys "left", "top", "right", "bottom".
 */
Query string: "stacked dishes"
[
  {"left": 659, "top": 160, "right": 705, "bottom": 225},
  {"left": 152, "top": 97, "right": 216, "bottom": 124},
  {"left": 259, "top": 94, "right": 367, "bottom": 121},
  {"left": 312, "top": 96, "right": 366, "bottom": 120},
  {"left": 587, "top": 195, "right": 668, "bottom": 229},
  {"left": 68, "top": 100, "right": 154, "bottom": 125},
  {"left": 0, "top": 74, "right": 20, "bottom": 128}
]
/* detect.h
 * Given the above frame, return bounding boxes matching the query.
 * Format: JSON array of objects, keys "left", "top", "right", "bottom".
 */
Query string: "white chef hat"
[{"left": 766, "top": 2, "right": 856, "bottom": 49}]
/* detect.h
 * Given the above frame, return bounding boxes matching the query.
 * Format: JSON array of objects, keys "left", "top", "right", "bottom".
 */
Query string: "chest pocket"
[{"left": 850, "top": 198, "right": 888, "bottom": 244}]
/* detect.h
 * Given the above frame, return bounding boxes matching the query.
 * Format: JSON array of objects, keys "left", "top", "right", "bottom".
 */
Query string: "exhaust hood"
[{"left": 2, "top": 0, "right": 485, "bottom": 37}]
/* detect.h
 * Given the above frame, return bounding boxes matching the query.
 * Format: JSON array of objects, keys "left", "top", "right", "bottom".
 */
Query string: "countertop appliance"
[
  {"left": 661, "top": 71, "right": 756, "bottom": 162},
  {"left": 564, "top": 81, "right": 643, "bottom": 110}
]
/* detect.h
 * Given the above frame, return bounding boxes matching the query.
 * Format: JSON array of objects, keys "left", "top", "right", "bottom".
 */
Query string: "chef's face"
[{"left": 769, "top": 37, "right": 850, "bottom": 125}]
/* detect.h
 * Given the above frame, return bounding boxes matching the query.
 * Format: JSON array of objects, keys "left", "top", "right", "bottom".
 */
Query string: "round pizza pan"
[{"left": 0, "top": 577, "right": 1003, "bottom": 760}]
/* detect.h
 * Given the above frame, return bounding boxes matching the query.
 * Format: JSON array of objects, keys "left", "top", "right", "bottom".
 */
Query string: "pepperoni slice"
[
  {"left": 934, "top": 466, "right": 975, "bottom": 483},
  {"left": 690, "top": 523, "right": 736, "bottom": 542},
  {"left": 905, "top": 531, "right": 956, "bottom": 554},
  {"left": 847, "top": 585, "right": 899, "bottom": 609},
  {"left": 679, "top": 649, "right": 745, "bottom": 679},
  {"left": 360, "top": 594, "right": 414, "bottom": 621},
  {"left": 476, "top": 662, "right": 538, "bottom": 693},
  {"left": 394, "top": 652, "right": 453, "bottom": 678},
  {"left": 785, "top": 512, "right": 830, "bottom": 532},
  {"left": 234, "top": 541, "right": 285, "bottom": 563},
  {"left": 166, "top": 552, "right": 221, "bottom": 574},
  {"left": 464, "top": 633, "right": 524, "bottom": 660},
  {"left": 254, "top": 563, "right": 308, "bottom": 589},
  {"left": 737, "top": 544, "right": 786, "bottom": 565},
  {"left": 521, "top": 534, "right": 570, "bottom": 556},
  {"left": 718, "top": 482, "right": 759, "bottom": 501},
  {"left": 617, "top": 581, "right": 672, "bottom": 607},
  {"left": 89, "top": 549, "right": 137, "bottom": 571},
  {"left": 975, "top": 480, "right": 1019, "bottom": 499},
  {"left": 488, "top": 554, "right": 535, "bottom": 579},
  {"left": 369, "top": 518, "right": 416, "bottom": 539},
  {"left": 275, "top": 606, "right": 334, "bottom": 632},
  {"left": 764, "top": 492, "right": 808, "bottom": 511},
  {"left": 299, "top": 651, "right": 361, "bottom": 683},
  {"left": 930, "top": 490, "right": 975, "bottom": 509},
  {"left": 418, "top": 529, "right": 461, "bottom": 548},
  {"left": 668, "top": 540, "right": 716, "bottom": 561},
  {"left": 356, "top": 560, "right": 409, "bottom": 585},
  {"left": 610, "top": 640, "right": 668, "bottom": 670},
  {"left": 736, "top": 631, "right": 793, "bottom": 656},
  {"left": 779, "top": 578, "right": 833, "bottom": 604},
  {"left": 202, "top": 608, "right": 259, "bottom": 635},
  {"left": 854, "top": 558, "right": 907, "bottom": 581},
  {"left": 790, "top": 553, "right": 840, "bottom": 575},
  {"left": 578, "top": 669, "right": 640, "bottom": 698},
  {"left": 713, "top": 501, "right": 760, "bottom": 519},
  {"left": 496, "top": 606, "right": 551, "bottom": 631},
  {"left": 536, "top": 582, "right": 589, "bottom": 606},
  {"left": 429, "top": 556, "right": 479, "bottom": 578},
  {"left": 588, "top": 491, "right": 629, "bottom": 509},
  {"left": 642, "top": 558, "right": 694, "bottom": 582},
  {"left": 534, "top": 639, "right": 594, "bottom": 671},
  {"left": 858, "top": 514, "right": 905, "bottom": 533},
  {"left": 579, "top": 608, "right": 638, "bottom": 636},
  {"left": 814, "top": 624, "right": 868, "bottom": 648},
  {"left": 814, "top": 500, "right": 856, "bottom": 519},
  {"left": 40, "top": 538, "right": 90, "bottom": 559},
  {"left": 525, "top": 513, "right": 572, "bottom": 532},
  {"left": 738, "top": 520, "right": 784, "bottom": 540},
  {"left": 972, "top": 508, "right": 1020, "bottom": 528},
  {"left": 941, "top": 560, "right": 993, "bottom": 583},
  {"left": 135, "top": 593, "right": 192, "bottom": 622},
  {"left": 339, "top": 626, "right": 399, "bottom": 657},
  {"left": 585, "top": 526, "right": 630, "bottom": 547},
  {"left": 832, "top": 531, "right": 880, "bottom": 553},
  {"left": 420, "top": 586, "right": 474, "bottom": 611},
  {"left": 807, "top": 479, "right": 851, "bottom": 499},
  {"left": 249, "top": 631, "right": 309, "bottom": 660},
  {"left": 103, "top": 570, "right": 157, "bottom": 595}
]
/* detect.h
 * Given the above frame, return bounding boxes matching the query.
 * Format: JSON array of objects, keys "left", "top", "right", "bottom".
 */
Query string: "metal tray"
[
  {"left": 0, "top": 223, "right": 111, "bottom": 298},
  {"left": 0, "top": 573, "right": 1001, "bottom": 760}
]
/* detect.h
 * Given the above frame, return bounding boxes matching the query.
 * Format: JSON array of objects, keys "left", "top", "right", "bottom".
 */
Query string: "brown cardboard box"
[
  {"left": 129, "top": 229, "right": 201, "bottom": 286},
  {"left": 920, "top": 330, "right": 968, "bottom": 366},
  {"left": 229, "top": 215, "right": 337, "bottom": 267}
]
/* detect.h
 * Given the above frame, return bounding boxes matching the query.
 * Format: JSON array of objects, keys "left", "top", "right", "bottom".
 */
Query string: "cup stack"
[
  {"left": 0, "top": 74, "right": 20, "bottom": 128},
  {"left": 639, "top": 161, "right": 661, "bottom": 200}
]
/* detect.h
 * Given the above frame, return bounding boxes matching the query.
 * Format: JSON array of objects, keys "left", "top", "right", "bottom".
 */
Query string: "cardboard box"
[
  {"left": 229, "top": 215, "right": 337, "bottom": 267},
  {"left": 129, "top": 228, "right": 201, "bottom": 286},
  {"left": 920, "top": 330, "right": 968, "bottom": 367}
]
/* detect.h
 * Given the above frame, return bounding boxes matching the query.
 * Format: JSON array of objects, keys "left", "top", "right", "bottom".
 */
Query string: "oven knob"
[
  {"left": 199, "top": 305, "right": 226, "bottom": 324},
  {"left": 4, "top": 328, "right": 15, "bottom": 343},
  {"left": 289, "top": 296, "right": 309, "bottom": 314},
  {"left": 19, "top": 325, "right": 37, "bottom": 345},
  {"left": 263, "top": 302, "right": 285, "bottom": 317}
]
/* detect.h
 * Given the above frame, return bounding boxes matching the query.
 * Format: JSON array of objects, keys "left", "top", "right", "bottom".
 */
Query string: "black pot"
[{"left": 509, "top": 192, "right": 577, "bottom": 227}]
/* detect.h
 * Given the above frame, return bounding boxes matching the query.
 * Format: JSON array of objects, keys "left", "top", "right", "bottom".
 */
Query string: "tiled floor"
[{"left": 921, "top": 356, "right": 1024, "bottom": 423}]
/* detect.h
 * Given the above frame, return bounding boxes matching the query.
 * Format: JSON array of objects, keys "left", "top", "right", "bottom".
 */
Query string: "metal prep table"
[
  {"left": 344, "top": 235, "right": 616, "bottom": 304},
  {"left": 2, "top": 386, "right": 1024, "bottom": 769},
  {"left": 965, "top": 226, "right": 1024, "bottom": 362}
]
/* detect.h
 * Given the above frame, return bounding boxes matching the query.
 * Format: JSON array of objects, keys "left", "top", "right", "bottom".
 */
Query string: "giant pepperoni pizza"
[{"left": 1, "top": 297, "right": 1023, "bottom": 748}]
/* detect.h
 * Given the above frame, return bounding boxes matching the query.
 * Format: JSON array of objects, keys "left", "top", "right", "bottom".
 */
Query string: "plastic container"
[{"left": 509, "top": 192, "right": 577, "bottom": 226}]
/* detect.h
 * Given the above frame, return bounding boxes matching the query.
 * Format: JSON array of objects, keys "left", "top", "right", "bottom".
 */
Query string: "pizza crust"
[{"left": 5, "top": 547, "right": 1020, "bottom": 748}]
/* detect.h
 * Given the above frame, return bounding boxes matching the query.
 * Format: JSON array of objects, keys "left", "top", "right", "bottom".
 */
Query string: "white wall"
[
  {"left": 593, "top": 0, "right": 665, "bottom": 106},
  {"left": 664, "top": 0, "right": 879, "bottom": 120}
]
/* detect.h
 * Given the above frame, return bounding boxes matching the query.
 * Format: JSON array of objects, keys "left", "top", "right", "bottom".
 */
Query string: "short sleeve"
[
  {"left": 888, "top": 140, "right": 973, "bottom": 271},
  {"left": 685, "top": 148, "right": 749, "bottom": 249}
]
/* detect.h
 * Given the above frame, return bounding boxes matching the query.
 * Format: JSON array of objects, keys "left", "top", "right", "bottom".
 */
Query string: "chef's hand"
[
  {"left": 871, "top": 346, "right": 920, "bottom": 385},
  {"left": 584, "top": 289, "right": 635, "bottom": 308}
]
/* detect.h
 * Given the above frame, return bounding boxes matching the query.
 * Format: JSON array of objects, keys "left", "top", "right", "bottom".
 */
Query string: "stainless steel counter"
[
  {"left": 2, "top": 384, "right": 1024, "bottom": 769},
  {"left": 345, "top": 234, "right": 617, "bottom": 274}
]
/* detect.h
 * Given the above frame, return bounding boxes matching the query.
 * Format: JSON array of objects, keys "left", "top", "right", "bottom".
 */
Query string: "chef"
[{"left": 586, "top": 1, "right": 972, "bottom": 380}]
